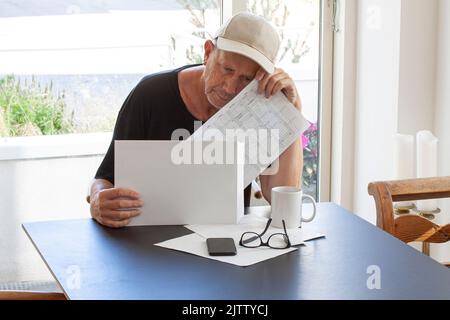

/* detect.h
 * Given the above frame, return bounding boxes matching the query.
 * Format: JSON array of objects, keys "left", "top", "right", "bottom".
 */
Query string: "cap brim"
[{"left": 216, "top": 37, "right": 275, "bottom": 74}]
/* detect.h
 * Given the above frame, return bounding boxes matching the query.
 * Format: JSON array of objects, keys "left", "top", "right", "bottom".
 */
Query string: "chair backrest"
[{"left": 368, "top": 176, "right": 450, "bottom": 245}]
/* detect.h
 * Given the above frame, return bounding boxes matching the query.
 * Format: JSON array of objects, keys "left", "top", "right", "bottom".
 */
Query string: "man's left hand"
[{"left": 255, "top": 68, "right": 302, "bottom": 111}]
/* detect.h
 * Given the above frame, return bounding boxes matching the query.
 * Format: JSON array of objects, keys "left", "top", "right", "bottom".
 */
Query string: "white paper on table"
[
  {"left": 154, "top": 214, "right": 325, "bottom": 267},
  {"left": 155, "top": 233, "right": 297, "bottom": 267},
  {"left": 187, "top": 214, "right": 325, "bottom": 246},
  {"left": 189, "top": 79, "right": 310, "bottom": 187}
]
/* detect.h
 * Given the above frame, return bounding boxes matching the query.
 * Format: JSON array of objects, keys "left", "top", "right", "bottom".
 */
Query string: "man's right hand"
[{"left": 90, "top": 187, "right": 143, "bottom": 228}]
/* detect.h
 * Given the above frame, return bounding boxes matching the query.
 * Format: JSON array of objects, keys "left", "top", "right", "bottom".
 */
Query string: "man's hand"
[
  {"left": 90, "top": 187, "right": 143, "bottom": 228},
  {"left": 255, "top": 67, "right": 302, "bottom": 111}
]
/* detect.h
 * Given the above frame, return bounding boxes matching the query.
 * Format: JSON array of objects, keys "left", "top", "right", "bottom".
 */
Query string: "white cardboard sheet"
[{"left": 115, "top": 140, "right": 244, "bottom": 226}]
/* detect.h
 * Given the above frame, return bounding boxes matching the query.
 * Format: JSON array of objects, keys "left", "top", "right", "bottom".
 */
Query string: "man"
[{"left": 90, "top": 12, "right": 304, "bottom": 228}]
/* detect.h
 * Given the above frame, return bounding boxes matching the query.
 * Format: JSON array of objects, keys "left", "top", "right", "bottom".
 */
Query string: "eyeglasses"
[{"left": 239, "top": 218, "right": 291, "bottom": 249}]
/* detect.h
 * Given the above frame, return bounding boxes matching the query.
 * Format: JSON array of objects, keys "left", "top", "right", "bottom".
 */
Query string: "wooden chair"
[
  {"left": 368, "top": 176, "right": 450, "bottom": 267},
  {"left": 0, "top": 291, "right": 66, "bottom": 300},
  {"left": 0, "top": 281, "right": 66, "bottom": 300}
]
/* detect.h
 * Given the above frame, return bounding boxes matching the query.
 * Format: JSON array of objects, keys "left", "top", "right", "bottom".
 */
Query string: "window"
[
  {"left": 0, "top": 0, "right": 330, "bottom": 200},
  {"left": 0, "top": 1, "right": 220, "bottom": 135},
  {"left": 243, "top": 0, "right": 322, "bottom": 200}
]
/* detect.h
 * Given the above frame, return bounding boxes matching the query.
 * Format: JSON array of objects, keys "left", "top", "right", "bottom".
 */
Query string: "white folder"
[{"left": 115, "top": 140, "right": 244, "bottom": 226}]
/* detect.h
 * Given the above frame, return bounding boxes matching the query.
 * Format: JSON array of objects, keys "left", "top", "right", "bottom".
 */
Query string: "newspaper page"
[{"left": 190, "top": 79, "right": 310, "bottom": 187}]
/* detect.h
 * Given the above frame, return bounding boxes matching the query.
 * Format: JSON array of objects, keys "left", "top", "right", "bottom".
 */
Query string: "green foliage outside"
[{"left": 0, "top": 75, "right": 74, "bottom": 137}]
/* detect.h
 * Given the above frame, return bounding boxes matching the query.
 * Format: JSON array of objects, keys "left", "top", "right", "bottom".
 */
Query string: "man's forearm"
[{"left": 260, "top": 138, "right": 303, "bottom": 203}]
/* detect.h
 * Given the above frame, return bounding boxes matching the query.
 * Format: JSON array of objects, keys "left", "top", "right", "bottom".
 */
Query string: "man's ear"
[{"left": 203, "top": 40, "right": 215, "bottom": 65}]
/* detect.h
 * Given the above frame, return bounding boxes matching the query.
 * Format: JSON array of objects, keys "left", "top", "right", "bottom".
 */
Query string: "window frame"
[{"left": 317, "top": 0, "right": 334, "bottom": 202}]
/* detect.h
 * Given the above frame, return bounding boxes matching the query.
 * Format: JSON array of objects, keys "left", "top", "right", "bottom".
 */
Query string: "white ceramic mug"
[{"left": 271, "top": 186, "right": 317, "bottom": 228}]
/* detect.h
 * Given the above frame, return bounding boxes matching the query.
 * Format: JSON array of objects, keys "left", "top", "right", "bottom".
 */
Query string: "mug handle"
[{"left": 301, "top": 195, "right": 317, "bottom": 223}]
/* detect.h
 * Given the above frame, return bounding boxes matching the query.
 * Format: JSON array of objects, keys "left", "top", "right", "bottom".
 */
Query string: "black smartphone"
[{"left": 206, "top": 238, "right": 237, "bottom": 256}]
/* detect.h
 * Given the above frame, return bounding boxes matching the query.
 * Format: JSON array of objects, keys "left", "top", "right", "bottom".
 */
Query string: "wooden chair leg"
[{"left": 422, "top": 242, "right": 430, "bottom": 256}]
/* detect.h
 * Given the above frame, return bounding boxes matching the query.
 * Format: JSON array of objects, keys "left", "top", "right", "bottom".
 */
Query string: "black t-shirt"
[{"left": 95, "top": 64, "right": 252, "bottom": 207}]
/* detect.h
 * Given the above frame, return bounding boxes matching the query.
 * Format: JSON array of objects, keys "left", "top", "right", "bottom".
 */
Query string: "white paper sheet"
[
  {"left": 190, "top": 79, "right": 310, "bottom": 187},
  {"left": 154, "top": 214, "right": 325, "bottom": 267},
  {"left": 154, "top": 233, "right": 297, "bottom": 267},
  {"left": 115, "top": 140, "right": 244, "bottom": 226},
  {"left": 187, "top": 214, "right": 325, "bottom": 246}
]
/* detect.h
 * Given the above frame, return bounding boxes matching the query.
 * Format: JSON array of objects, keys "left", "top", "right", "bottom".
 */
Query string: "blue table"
[{"left": 23, "top": 203, "right": 450, "bottom": 299}]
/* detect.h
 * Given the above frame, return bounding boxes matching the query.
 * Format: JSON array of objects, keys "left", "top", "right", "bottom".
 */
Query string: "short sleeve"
[{"left": 94, "top": 84, "right": 149, "bottom": 184}]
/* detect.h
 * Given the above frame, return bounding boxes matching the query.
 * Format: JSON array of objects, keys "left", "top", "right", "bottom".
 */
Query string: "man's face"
[{"left": 203, "top": 42, "right": 261, "bottom": 109}]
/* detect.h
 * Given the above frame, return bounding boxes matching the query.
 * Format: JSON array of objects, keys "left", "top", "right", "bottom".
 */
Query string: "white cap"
[{"left": 214, "top": 12, "right": 280, "bottom": 74}]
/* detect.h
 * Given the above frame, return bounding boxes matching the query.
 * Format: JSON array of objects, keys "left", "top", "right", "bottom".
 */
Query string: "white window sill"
[{"left": 0, "top": 132, "right": 112, "bottom": 161}]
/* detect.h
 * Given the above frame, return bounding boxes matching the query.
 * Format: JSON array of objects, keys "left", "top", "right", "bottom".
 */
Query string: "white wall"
[
  {"left": 347, "top": 0, "right": 448, "bottom": 262},
  {"left": 351, "top": 0, "right": 440, "bottom": 215},
  {"left": 0, "top": 134, "right": 109, "bottom": 283},
  {"left": 353, "top": 0, "right": 402, "bottom": 224},
  {"left": 333, "top": 0, "right": 448, "bottom": 262},
  {"left": 398, "top": 0, "right": 437, "bottom": 134},
  {"left": 434, "top": 0, "right": 450, "bottom": 263}
]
